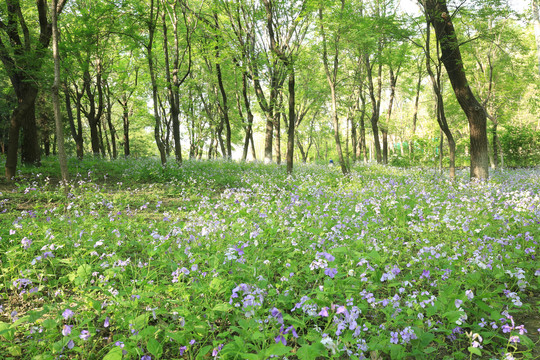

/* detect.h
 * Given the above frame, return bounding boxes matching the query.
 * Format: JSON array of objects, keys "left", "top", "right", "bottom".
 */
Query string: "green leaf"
[
  {"left": 103, "top": 346, "right": 123, "bottom": 360},
  {"left": 133, "top": 313, "right": 148, "bottom": 329},
  {"left": 42, "top": 318, "right": 57, "bottom": 329},
  {"left": 467, "top": 346, "right": 482, "bottom": 356},
  {"left": 426, "top": 305, "right": 438, "bottom": 318},
  {"left": 8, "top": 345, "right": 22, "bottom": 356},
  {"left": 265, "top": 344, "right": 292, "bottom": 356},
  {"left": 212, "top": 302, "right": 232, "bottom": 312},
  {"left": 147, "top": 338, "right": 163, "bottom": 358},
  {"left": 419, "top": 332, "right": 435, "bottom": 346},
  {"left": 390, "top": 344, "right": 405, "bottom": 359},
  {"left": 196, "top": 345, "right": 213, "bottom": 360},
  {"left": 0, "top": 322, "right": 14, "bottom": 341},
  {"left": 297, "top": 343, "right": 327, "bottom": 360},
  {"left": 423, "top": 347, "right": 437, "bottom": 354}
]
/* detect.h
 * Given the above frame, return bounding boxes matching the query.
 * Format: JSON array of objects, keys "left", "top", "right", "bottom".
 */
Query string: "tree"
[
  {"left": 51, "top": 0, "right": 69, "bottom": 182},
  {"left": 319, "top": 0, "right": 349, "bottom": 175},
  {"left": 0, "top": 0, "right": 67, "bottom": 178},
  {"left": 421, "top": 0, "right": 489, "bottom": 180}
]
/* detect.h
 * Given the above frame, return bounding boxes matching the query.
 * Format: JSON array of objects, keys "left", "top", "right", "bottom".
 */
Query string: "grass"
[{"left": 0, "top": 157, "right": 539, "bottom": 360}]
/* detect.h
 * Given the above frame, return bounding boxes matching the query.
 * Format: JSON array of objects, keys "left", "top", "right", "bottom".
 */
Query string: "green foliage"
[
  {"left": 500, "top": 124, "right": 540, "bottom": 167},
  {"left": 0, "top": 158, "right": 539, "bottom": 359}
]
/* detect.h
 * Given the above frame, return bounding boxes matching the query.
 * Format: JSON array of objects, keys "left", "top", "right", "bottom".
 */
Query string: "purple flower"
[
  {"left": 179, "top": 346, "right": 187, "bottom": 355},
  {"left": 141, "top": 356, "right": 151, "bottom": 360},
  {"left": 502, "top": 324, "right": 513, "bottom": 333},
  {"left": 390, "top": 331, "right": 399, "bottom": 344},
  {"left": 336, "top": 306, "right": 347, "bottom": 315},
  {"left": 275, "top": 334, "right": 286, "bottom": 345},
  {"left": 420, "top": 270, "right": 430, "bottom": 279},
  {"left": 21, "top": 237, "right": 32, "bottom": 249},
  {"left": 62, "top": 308, "right": 75, "bottom": 320},
  {"left": 62, "top": 325, "right": 73, "bottom": 336},
  {"left": 284, "top": 326, "right": 298, "bottom": 338},
  {"left": 270, "top": 307, "right": 283, "bottom": 324},
  {"left": 79, "top": 330, "right": 91, "bottom": 340},
  {"left": 189, "top": 339, "right": 196, "bottom": 345},
  {"left": 317, "top": 252, "right": 335, "bottom": 262},
  {"left": 67, "top": 339, "right": 75, "bottom": 349},
  {"left": 454, "top": 299, "right": 463, "bottom": 308},
  {"left": 324, "top": 268, "right": 338, "bottom": 279},
  {"left": 509, "top": 336, "right": 520, "bottom": 344},
  {"left": 212, "top": 344, "right": 223, "bottom": 356},
  {"left": 319, "top": 307, "right": 329, "bottom": 317},
  {"left": 104, "top": 316, "right": 110, "bottom": 327}
]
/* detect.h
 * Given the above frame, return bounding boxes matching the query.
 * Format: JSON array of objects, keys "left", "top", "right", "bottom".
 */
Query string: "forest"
[
  {"left": 1, "top": 1, "right": 540, "bottom": 359},
  {"left": 0, "top": 0, "right": 539, "bottom": 180}
]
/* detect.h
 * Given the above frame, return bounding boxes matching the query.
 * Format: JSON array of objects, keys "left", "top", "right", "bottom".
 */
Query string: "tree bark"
[
  {"left": 319, "top": 4, "right": 348, "bottom": 175},
  {"left": 51, "top": 0, "right": 69, "bottom": 182},
  {"left": 423, "top": 0, "right": 489, "bottom": 180},
  {"left": 286, "top": 67, "right": 295, "bottom": 174},
  {"left": 147, "top": 0, "right": 167, "bottom": 165},
  {"left": 424, "top": 19, "right": 456, "bottom": 179}
]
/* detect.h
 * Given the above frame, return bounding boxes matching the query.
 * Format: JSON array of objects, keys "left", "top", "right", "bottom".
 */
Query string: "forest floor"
[{"left": 0, "top": 158, "right": 539, "bottom": 360}]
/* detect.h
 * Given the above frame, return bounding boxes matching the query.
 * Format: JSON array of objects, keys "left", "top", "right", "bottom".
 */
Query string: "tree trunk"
[
  {"left": 424, "top": 0, "right": 489, "bottom": 179},
  {"left": 240, "top": 72, "right": 255, "bottom": 161},
  {"left": 105, "top": 84, "right": 117, "bottom": 159},
  {"left": 383, "top": 66, "right": 399, "bottom": 165},
  {"left": 286, "top": 67, "right": 295, "bottom": 174},
  {"left": 425, "top": 20, "right": 456, "bottom": 180},
  {"left": 365, "top": 54, "right": 382, "bottom": 163},
  {"left": 319, "top": 3, "right": 348, "bottom": 175},
  {"left": 411, "top": 65, "right": 422, "bottom": 157},
  {"left": 51, "top": 0, "right": 69, "bottom": 182},
  {"left": 492, "top": 122, "right": 499, "bottom": 168},
  {"left": 119, "top": 96, "right": 130, "bottom": 157},
  {"left": 1, "top": 0, "right": 68, "bottom": 178},
  {"left": 274, "top": 93, "right": 282, "bottom": 164},
  {"left": 147, "top": 0, "right": 167, "bottom": 165}
]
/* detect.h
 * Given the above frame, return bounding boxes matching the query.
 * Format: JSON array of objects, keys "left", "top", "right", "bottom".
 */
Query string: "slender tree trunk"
[
  {"left": 492, "top": 122, "right": 499, "bottom": 168},
  {"left": 274, "top": 93, "right": 282, "bottom": 164},
  {"left": 365, "top": 54, "right": 382, "bottom": 163},
  {"left": 424, "top": 0, "right": 488, "bottom": 179},
  {"left": 411, "top": 66, "right": 422, "bottom": 157},
  {"left": 240, "top": 72, "right": 255, "bottom": 161},
  {"left": 319, "top": 4, "right": 348, "bottom": 175},
  {"left": 119, "top": 97, "right": 130, "bottom": 157},
  {"left": 51, "top": 0, "right": 69, "bottom": 182},
  {"left": 65, "top": 85, "right": 84, "bottom": 159},
  {"left": 383, "top": 66, "right": 399, "bottom": 165},
  {"left": 147, "top": 0, "right": 167, "bottom": 165},
  {"left": 286, "top": 67, "right": 295, "bottom": 174},
  {"left": 162, "top": 10, "right": 182, "bottom": 164},
  {"left": 215, "top": 61, "right": 232, "bottom": 159},
  {"left": 105, "top": 85, "right": 117, "bottom": 159},
  {"left": 425, "top": 25, "right": 456, "bottom": 179}
]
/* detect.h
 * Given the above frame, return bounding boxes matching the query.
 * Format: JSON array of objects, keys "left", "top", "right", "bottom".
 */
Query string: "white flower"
[{"left": 321, "top": 335, "right": 338, "bottom": 355}]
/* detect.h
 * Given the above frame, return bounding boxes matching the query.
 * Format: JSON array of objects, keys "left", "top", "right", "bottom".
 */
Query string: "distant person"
[{"left": 329, "top": 159, "right": 334, "bottom": 166}]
